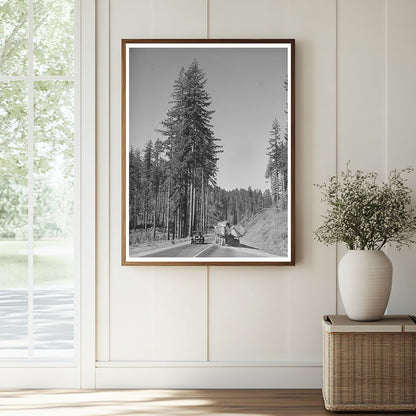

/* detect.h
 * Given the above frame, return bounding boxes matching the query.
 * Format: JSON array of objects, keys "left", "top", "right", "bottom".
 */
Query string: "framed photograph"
[{"left": 122, "top": 39, "right": 295, "bottom": 265}]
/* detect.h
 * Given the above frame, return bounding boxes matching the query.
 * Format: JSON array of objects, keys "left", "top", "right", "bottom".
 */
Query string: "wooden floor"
[{"left": 0, "top": 389, "right": 413, "bottom": 415}]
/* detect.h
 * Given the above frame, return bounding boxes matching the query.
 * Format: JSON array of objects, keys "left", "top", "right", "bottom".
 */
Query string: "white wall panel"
[
  {"left": 110, "top": 271, "right": 154, "bottom": 360},
  {"left": 337, "top": 0, "right": 387, "bottom": 172},
  {"left": 109, "top": 0, "right": 207, "bottom": 39},
  {"left": 209, "top": 267, "right": 290, "bottom": 361},
  {"left": 207, "top": 0, "right": 336, "bottom": 365},
  {"left": 209, "top": 0, "right": 289, "bottom": 38},
  {"left": 386, "top": 0, "right": 416, "bottom": 315},
  {"left": 106, "top": 0, "right": 208, "bottom": 362},
  {"left": 336, "top": 0, "right": 387, "bottom": 314},
  {"left": 151, "top": 269, "right": 207, "bottom": 361},
  {"left": 94, "top": 0, "right": 416, "bottom": 388},
  {"left": 110, "top": 268, "right": 207, "bottom": 361},
  {"left": 151, "top": 0, "right": 207, "bottom": 37},
  {"left": 286, "top": 0, "right": 337, "bottom": 361}
]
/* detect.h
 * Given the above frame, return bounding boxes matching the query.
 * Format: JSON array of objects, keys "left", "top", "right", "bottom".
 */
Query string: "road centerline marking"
[{"left": 194, "top": 244, "right": 215, "bottom": 258}]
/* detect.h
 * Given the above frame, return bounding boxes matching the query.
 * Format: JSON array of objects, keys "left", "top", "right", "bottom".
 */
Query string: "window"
[{"left": 0, "top": 0, "right": 77, "bottom": 361}]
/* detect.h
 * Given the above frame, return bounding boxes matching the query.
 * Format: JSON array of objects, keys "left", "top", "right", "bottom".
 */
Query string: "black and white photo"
[{"left": 122, "top": 40, "right": 295, "bottom": 265}]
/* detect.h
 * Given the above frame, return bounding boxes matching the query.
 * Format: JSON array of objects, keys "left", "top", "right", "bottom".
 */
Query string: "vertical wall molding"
[
  {"left": 385, "top": 0, "right": 389, "bottom": 179},
  {"left": 206, "top": 0, "right": 210, "bottom": 38},
  {"left": 206, "top": 266, "right": 210, "bottom": 361},
  {"left": 96, "top": 0, "right": 111, "bottom": 362},
  {"left": 384, "top": 0, "right": 390, "bottom": 266},
  {"left": 335, "top": 0, "right": 339, "bottom": 314},
  {"left": 80, "top": 0, "right": 96, "bottom": 388}
]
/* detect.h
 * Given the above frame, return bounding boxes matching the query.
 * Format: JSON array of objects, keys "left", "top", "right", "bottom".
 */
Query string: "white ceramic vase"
[{"left": 338, "top": 250, "right": 393, "bottom": 321}]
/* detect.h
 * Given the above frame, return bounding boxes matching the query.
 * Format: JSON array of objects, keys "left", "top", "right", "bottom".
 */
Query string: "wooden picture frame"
[{"left": 122, "top": 39, "right": 295, "bottom": 265}]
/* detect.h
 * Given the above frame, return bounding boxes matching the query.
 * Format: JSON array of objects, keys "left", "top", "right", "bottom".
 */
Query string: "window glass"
[
  {"left": 34, "top": 0, "right": 74, "bottom": 76},
  {"left": 0, "top": 81, "right": 29, "bottom": 359},
  {"left": 33, "top": 80, "right": 74, "bottom": 359},
  {"left": 0, "top": 0, "right": 76, "bottom": 361},
  {"left": 0, "top": 0, "right": 28, "bottom": 76}
]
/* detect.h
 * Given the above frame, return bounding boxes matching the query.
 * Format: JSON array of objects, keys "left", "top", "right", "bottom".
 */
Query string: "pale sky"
[{"left": 129, "top": 46, "right": 288, "bottom": 192}]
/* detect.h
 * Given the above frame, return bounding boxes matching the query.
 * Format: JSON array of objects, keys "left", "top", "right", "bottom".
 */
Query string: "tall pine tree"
[
  {"left": 129, "top": 146, "right": 142, "bottom": 230},
  {"left": 265, "top": 78, "right": 289, "bottom": 208},
  {"left": 142, "top": 140, "right": 153, "bottom": 231},
  {"left": 159, "top": 59, "right": 222, "bottom": 237}
]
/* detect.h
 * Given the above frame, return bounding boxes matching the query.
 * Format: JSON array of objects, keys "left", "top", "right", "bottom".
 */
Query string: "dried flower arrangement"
[{"left": 314, "top": 164, "right": 416, "bottom": 250}]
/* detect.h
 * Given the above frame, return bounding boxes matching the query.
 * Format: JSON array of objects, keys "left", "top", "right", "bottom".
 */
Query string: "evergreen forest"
[{"left": 128, "top": 59, "right": 288, "bottom": 249}]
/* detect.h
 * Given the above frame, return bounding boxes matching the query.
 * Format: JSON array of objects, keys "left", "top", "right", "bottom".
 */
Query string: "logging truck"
[{"left": 214, "top": 221, "right": 241, "bottom": 246}]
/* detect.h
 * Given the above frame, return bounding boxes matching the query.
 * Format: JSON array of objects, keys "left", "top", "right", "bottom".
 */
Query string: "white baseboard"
[
  {"left": 0, "top": 364, "right": 323, "bottom": 388},
  {"left": 0, "top": 367, "right": 80, "bottom": 388},
  {"left": 96, "top": 365, "right": 323, "bottom": 389}
]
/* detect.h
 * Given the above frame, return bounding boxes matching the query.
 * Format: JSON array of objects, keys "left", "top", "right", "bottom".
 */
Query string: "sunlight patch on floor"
[{"left": 0, "top": 389, "right": 272, "bottom": 416}]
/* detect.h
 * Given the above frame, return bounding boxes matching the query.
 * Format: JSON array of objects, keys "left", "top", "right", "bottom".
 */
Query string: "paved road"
[
  {"left": 142, "top": 235, "right": 274, "bottom": 258},
  {"left": 0, "top": 288, "right": 74, "bottom": 360}
]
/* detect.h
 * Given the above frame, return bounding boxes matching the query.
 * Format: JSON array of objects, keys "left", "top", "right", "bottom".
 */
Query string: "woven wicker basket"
[{"left": 322, "top": 315, "right": 416, "bottom": 411}]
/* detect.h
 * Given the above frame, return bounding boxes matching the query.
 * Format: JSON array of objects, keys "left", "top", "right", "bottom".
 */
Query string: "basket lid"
[{"left": 322, "top": 315, "right": 416, "bottom": 333}]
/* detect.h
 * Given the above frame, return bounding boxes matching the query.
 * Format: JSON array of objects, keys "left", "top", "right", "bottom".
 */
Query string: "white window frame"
[
  {"left": 0, "top": 0, "right": 95, "bottom": 388},
  {"left": 79, "top": 0, "right": 96, "bottom": 389}
]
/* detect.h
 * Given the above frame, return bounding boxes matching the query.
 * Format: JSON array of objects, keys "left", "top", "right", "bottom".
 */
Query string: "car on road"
[{"left": 191, "top": 232, "right": 205, "bottom": 244}]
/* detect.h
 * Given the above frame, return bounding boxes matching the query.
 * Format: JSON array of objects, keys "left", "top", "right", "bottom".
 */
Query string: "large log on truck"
[
  {"left": 214, "top": 221, "right": 228, "bottom": 246},
  {"left": 214, "top": 221, "right": 241, "bottom": 246}
]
